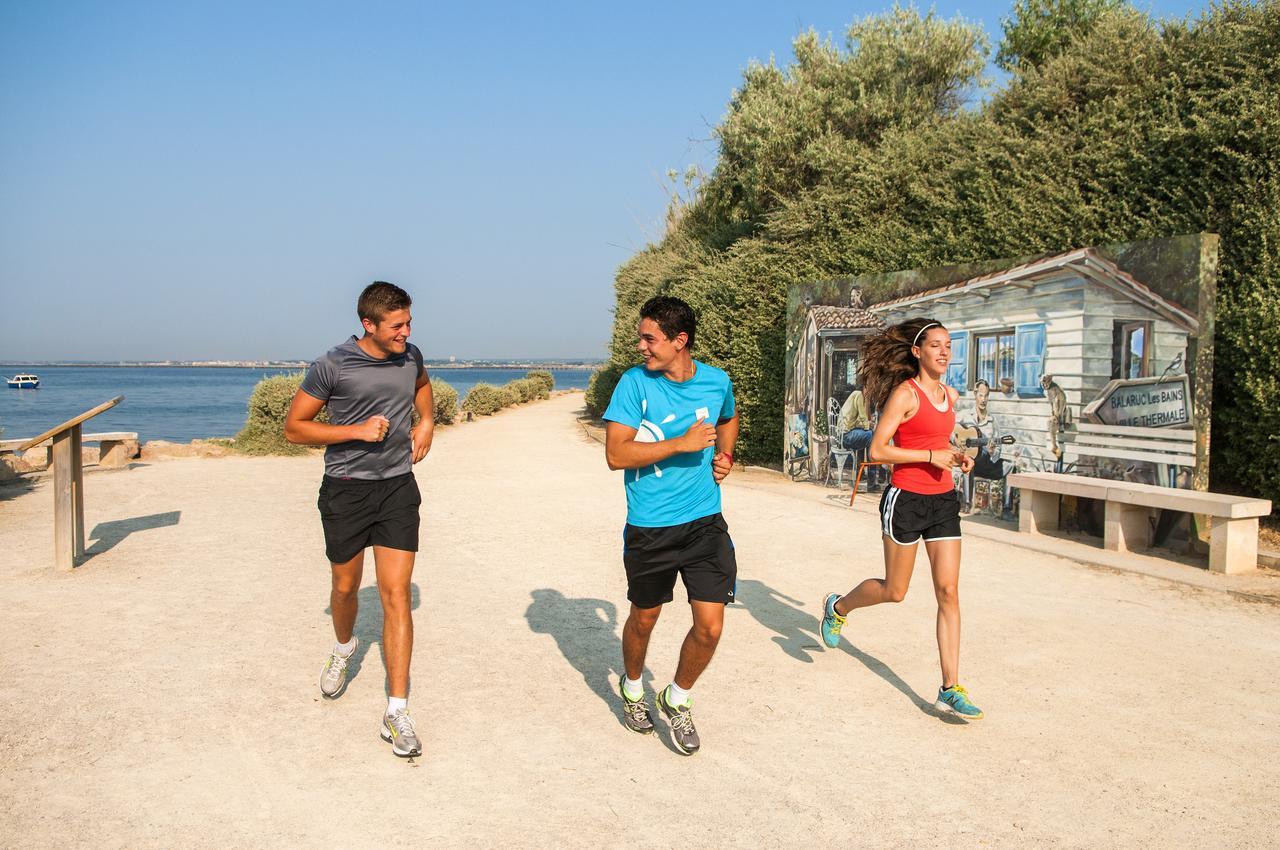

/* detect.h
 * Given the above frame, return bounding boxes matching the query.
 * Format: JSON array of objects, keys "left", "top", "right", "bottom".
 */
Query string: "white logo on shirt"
[{"left": 635, "top": 400, "right": 677, "bottom": 481}]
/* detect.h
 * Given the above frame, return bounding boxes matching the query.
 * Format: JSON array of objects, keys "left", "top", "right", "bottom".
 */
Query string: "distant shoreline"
[{"left": 2, "top": 362, "right": 603, "bottom": 371}]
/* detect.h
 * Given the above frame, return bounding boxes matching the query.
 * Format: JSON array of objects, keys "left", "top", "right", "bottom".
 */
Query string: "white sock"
[
  {"left": 334, "top": 637, "right": 357, "bottom": 657},
  {"left": 387, "top": 696, "right": 408, "bottom": 715},
  {"left": 665, "top": 682, "right": 692, "bottom": 707},
  {"left": 622, "top": 676, "right": 643, "bottom": 700}
]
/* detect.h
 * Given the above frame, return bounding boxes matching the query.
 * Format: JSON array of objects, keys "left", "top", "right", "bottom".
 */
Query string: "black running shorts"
[
  {"left": 318, "top": 473, "right": 421, "bottom": 564},
  {"left": 879, "top": 485, "right": 961, "bottom": 545},
  {"left": 622, "top": 513, "right": 737, "bottom": 609}
]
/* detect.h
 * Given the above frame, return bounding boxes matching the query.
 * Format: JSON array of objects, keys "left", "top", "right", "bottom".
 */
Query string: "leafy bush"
[
  {"left": 506, "top": 378, "right": 537, "bottom": 403},
  {"left": 431, "top": 377, "right": 458, "bottom": 424},
  {"left": 525, "top": 370, "right": 555, "bottom": 397},
  {"left": 602, "top": 1, "right": 1280, "bottom": 504},
  {"left": 462, "top": 383, "right": 509, "bottom": 416},
  {"left": 585, "top": 362, "right": 630, "bottom": 417},
  {"left": 235, "top": 372, "right": 326, "bottom": 455}
]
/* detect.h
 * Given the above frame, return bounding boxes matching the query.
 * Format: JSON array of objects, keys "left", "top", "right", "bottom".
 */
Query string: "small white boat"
[{"left": 6, "top": 373, "right": 39, "bottom": 389}]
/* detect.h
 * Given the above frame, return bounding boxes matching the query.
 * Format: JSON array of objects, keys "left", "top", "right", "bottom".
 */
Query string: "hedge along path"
[
  {"left": 0, "top": 392, "right": 1276, "bottom": 846},
  {"left": 461, "top": 371, "right": 552, "bottom": 417}
]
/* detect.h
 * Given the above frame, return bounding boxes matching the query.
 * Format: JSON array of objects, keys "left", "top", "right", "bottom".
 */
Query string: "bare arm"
[
  {"left": 868, "top": 383, "right": 962, "bottom": 470},
  {"left": 605, "top": 417, "right": 717, "bottom": 471},
  {"left": 711, "top": 414, "right": 739, "bottom": 483},
  {"left": 411, "top": 371, "right": 434, "bottom": 463},
  {"left": 283, "top": 389, "right": 387, "bottom": 446}
]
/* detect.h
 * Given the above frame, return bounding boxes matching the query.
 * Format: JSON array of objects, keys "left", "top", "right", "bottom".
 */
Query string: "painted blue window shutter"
[
  {"left": 1015, "top": 323, "right": 1046, "bottom": 397},
  {"left": 947, "top": 331, "right": 968, "bottom": 393}
]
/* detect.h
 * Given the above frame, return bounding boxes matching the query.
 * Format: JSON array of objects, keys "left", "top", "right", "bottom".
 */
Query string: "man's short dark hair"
[
  {"left": 358, "top": 281, "right": 412, "bottom": 324},
  {"left": 639, "top": 295, "right": 696, "bottom": 350}
]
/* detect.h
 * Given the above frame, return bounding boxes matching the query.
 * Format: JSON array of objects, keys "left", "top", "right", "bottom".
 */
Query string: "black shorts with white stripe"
[{"left": 878, "top": 485, "right": 961, "bottom": 545}]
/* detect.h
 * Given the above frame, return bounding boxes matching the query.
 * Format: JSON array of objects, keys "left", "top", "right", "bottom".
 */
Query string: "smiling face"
[
  {"left": 361, "top": 308, "right": 412, "bottom": 357},
  {"left": 911, "top": 326, "right": 951, "bottom": 380},
  {"left": 636, "top": 317, "right": 688, "bottom": 373}
]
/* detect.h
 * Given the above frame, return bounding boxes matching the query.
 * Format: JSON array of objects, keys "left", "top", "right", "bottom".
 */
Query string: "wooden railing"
[{"left": 16, "top": 397, "right": 124, "bottom": 569}]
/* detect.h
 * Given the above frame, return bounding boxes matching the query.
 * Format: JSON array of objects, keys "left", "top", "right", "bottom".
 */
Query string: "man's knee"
[
  {"left": 693, "top": 620, "right": 723, "bottom": 644},
  {"left": 627, "top": 606, "right": 662, "bottom": 636},
  {"left": 691, "top": 608, "right": 724, "bottom": 644},
  {"left": 379, "top": 584, "right": 412, "bottom": 615},
  {"left": 935, "top": 583, "right": 959, "bottom": 607},
  {"left": 884, "top": 585, "right": 908, "bottom": 604},
  {"left": 331, "top": 574, "right": 361, "bottom": 599}
]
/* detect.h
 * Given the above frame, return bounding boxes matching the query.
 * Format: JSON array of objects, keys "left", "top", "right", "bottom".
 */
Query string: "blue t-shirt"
[{"left": 602, "top": 360, "right": 736, "bottom": 528}]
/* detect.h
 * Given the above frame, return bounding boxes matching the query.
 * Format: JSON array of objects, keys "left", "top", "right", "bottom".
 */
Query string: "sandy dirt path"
[{"left": 1, "top": 393, "right": 1277, "bottom": 848}]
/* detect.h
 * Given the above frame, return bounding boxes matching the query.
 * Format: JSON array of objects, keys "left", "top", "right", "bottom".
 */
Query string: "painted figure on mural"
[
  {"left": 957, "top": 379, "right": 1014, "bottom": 519},
  {"left": 1042, "top": 373, "right": 1071, "bottom": 470},
  {"left": 838, "top": 388, "right": 883, "bottom": 489}
]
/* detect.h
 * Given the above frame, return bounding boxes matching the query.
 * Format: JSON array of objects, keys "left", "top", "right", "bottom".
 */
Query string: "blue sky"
[{"left": 0, "top": 0, "right": 1211, "bottom": 361}]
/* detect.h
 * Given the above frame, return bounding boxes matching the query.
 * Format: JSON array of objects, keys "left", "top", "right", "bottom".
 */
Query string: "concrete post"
[
  {"left": 1209, "top": 516, "right": 1258, "bottom": 574},
  {"left": 1104, "top": 501, "right": 1150, "bottom": 553},
  {"left": 1019, "top": 490, "right": 1059, "bottom": 535}
]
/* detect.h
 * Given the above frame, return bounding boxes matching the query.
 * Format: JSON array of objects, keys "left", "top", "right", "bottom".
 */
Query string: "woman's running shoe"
[
  {"left": 820, "top": 593, "right": 846, "bottom": 648},
  {"left": 935, "top": 685, "right": 984, "bottom": 720}
]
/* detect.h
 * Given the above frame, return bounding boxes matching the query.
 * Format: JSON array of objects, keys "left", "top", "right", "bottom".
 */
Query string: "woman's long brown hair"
[{"left": 858, "top": 317, "right": 945, "bottom": 413}]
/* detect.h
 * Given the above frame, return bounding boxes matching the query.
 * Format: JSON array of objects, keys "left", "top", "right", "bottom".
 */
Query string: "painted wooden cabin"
[{"left": 869, "top": 247, "right": 1199, "bottom": 482}]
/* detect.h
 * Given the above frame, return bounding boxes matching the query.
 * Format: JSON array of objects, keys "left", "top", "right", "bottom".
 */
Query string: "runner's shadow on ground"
[
  {"left": 734, "top": 578, "right": 961, "bottom": 722},
  {"left": 324, "top": 582, "right": 421, "bottom": 694},
  {"left": 525, "top": 589, "right": 679, "bottom": 752},
  {"left": 85, "top": 511, "right": 182, "bottom": 559}
]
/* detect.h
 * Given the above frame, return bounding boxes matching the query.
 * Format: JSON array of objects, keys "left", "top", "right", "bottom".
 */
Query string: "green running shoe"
[
  {"left": 820, "top": 593, "right": 846, "bottom": 648},
  {"left": 618, "top": 678, "right": 654, "bottom": 735},
  {"left": 657, "top": 686, "right": 700, "bottom": 756},
  {"left": 935, "top": 685, "right": 984, "bottom": 720}
]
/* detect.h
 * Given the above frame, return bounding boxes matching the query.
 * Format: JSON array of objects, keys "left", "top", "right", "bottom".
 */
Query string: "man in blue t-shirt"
[{"left": 602, "top": 295, "right": 738, "bottom": 756}]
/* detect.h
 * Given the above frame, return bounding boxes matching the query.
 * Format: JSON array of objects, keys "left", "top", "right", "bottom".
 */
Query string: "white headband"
[{"left": 911, "top": 323, "right": 939, "bottom": 347}]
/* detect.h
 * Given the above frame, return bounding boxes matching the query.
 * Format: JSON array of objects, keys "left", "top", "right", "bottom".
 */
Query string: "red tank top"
[{"left": 890, "top": 379, "right": 956, "bottom": 495}]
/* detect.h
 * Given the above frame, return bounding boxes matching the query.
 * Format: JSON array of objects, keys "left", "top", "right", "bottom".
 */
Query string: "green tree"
[
  {"left": 995, "top": 0, "right": 1129, "bottom": 72},
  {"left": 604, "top": 0, "right": 1280, "bottom": 504}
]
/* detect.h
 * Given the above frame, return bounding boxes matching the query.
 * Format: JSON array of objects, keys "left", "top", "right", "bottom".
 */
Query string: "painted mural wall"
[{"left": 784, "top": 234, "right": 1219, "bottom": 536}]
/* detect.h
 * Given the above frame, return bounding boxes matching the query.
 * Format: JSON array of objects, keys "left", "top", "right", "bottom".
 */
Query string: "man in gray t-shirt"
[{"left": 284, "top": 281, "right": 434, "bottom": 758}]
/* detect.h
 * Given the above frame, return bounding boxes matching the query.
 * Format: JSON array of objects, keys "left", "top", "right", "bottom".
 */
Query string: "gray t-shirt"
[{"left": 300, "top": 336, "right": 425, "bottom": 480}]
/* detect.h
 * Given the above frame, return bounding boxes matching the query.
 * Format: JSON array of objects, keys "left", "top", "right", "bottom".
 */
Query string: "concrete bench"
[
  {"left": 1008, "top": 471, "right": 1271, "bottom": 575},
  {"left": 0, "top": 431, "right": 139, "bottom": 469}
]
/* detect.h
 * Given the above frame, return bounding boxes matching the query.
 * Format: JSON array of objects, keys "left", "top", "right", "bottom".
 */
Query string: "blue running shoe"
[
  {"left": 935, "top": 685, "right": 984, "bottom": 720},
  {"left": 820, "top": 593, "right": 846, "bottom": 648}
]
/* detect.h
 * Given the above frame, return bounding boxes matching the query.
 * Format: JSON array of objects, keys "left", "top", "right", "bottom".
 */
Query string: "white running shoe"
[{"left": 319, "top": 637, "right": 358, "bottom": 698}]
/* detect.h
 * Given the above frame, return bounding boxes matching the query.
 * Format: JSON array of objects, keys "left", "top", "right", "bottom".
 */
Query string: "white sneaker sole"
[{"left": 934, "top": 699, "right": 984, "bottom": 720}]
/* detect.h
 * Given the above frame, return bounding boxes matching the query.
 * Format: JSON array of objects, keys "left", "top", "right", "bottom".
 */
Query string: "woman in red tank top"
[{"left": 818, "top": 318, "right": 986, "bottom": 720}]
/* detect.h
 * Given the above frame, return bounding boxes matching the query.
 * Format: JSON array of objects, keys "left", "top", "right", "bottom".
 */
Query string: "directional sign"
[{"left": 1082, "top": 375, "right": 1191, "bottom": 428}]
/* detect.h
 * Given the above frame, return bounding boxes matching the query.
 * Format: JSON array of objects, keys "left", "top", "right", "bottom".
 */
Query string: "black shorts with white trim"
[{"left": 878, "top": 486, "right": 961, "bottom": 545}]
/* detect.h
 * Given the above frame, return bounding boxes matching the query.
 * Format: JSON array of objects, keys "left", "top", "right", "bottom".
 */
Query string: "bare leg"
[
  {"left": 833, "top": 536, "right": 918, "bottom": 616},
  {"left": 373, "top": 546, "right": 415, "bottom": 699},
  {"left": 672, "top": 601, "right": 725, "bottom": 690},
  {"left": 330, "top": 551, "right": 365, "bottom": 643},
  {"left": 622, "top": 603, "right": 662, "bottom": 680},
  {"left": 925, "top": 538, "right": 962, "bottom": 688}
]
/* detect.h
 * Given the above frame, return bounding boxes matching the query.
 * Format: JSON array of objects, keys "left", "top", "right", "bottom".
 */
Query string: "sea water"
[{"left": 0, "top": 366, "right": 591, "bottom": 444}]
